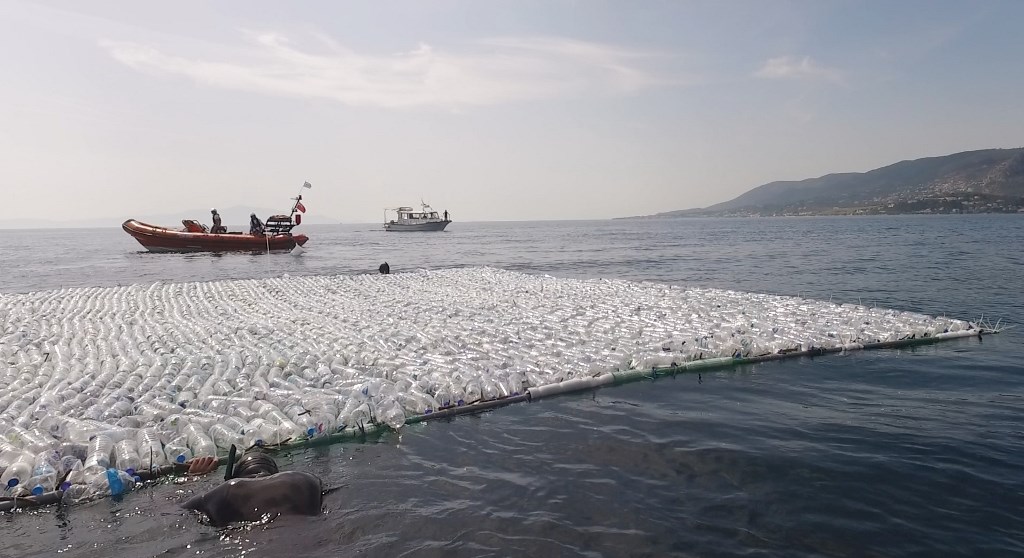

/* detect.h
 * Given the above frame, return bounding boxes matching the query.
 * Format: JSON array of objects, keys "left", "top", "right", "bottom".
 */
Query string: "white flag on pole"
[{"left": 303, "top": 181, "right": 312, "bottom": 189}]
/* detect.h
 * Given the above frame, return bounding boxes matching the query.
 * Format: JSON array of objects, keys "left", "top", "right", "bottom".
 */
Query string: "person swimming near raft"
[{"left": 180, "top": 446, "right": 325, "bottom": 526}]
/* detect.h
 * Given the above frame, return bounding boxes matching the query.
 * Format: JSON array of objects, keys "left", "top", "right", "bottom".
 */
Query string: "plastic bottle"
[
  {"left": 113, "top": 440, "right": 142, "bottom": 475},
  {"left": 463, "top": 379, "right": 482, "bottom": 405},
  {"left": 1, "top": 451, "right": 34, "bottom": 489},
  {"left": 25, "top": 450, "right": 60, "bottom": 495},
  {"left": 303, "top": 404, "right": 339, "bottom": 437},
  {"left": 136, "top": 428, "right": 168, "bottom": 468},
  {"left": 222, "top": 415, "right": 248, "bottom": 434},
  {"left": 264, "top": 410, "right": 302, "bottom": 440},
  {"left": 58, "top": 456, "right": 84, "bottom": 483},
  {"left": 243, "top": 418, "right": 286, "bottom": 447},
  {"left": 84, "top": 433, "right": 113, "bottom": 473},
  {"left": 479, "top": 377, "right": 500, "bottom": 401},
  {"left": 338, "top": 401, "right": 371, "bottom": 431},
  {"left": 27, "top": 472, "right": 56, "bottom": 495},
  {"left": 61, "top": 482, "right": 96, "bottom": 504},
  {"left": 375, "top": 398, "right": 406, "bottom": 429},
  {"left": 432, "top": 385, "right": 454, "bottom": 409},
  {"left": 397, "top": 391, "right": 434, "bottom": 416},
  {"left": 163, "top": 435, "right": 192, "bottom": 464},
  {"left": 207, "top": 423, "right": 243, "bottom": 450},
  {"left": 5, "top": 425, "right": 53, "bottom": 454},
  {"left": 182, "top": 423, "right": 217, "bottom": 458},
  {"left": 0, "top": 440, "right": 20, "bottom": 466}
]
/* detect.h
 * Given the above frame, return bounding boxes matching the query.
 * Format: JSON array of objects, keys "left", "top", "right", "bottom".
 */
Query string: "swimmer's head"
[{"left": 232, "top": 450, "right": 279, "bottom": 479}]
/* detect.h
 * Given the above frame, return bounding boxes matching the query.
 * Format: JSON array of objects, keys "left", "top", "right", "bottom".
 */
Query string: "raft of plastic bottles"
[{"left": 0, "top": 267, "right": 974, "bottom": 504}]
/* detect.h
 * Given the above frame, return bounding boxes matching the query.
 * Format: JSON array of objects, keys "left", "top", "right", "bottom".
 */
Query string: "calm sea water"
[{"left": 1, "top": 216, "right": 1022, "bottom": 558}]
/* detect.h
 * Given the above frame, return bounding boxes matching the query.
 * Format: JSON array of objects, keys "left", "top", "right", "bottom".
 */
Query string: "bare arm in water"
[{"left": 184, "top": 456, "right": 220, "bottom": 475}]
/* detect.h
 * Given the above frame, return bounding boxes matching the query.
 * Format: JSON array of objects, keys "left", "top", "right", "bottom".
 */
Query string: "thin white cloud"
[
  {"left": 754, "top": 55, "right": 842, "bottom": 83},
  {"left": 100, "top": 33, "right": 679, "bottom": 109}
]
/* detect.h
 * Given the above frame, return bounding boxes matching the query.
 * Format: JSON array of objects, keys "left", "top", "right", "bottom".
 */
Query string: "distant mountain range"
[
  {"left": 638, "top": 148, "right": 1024, "bottom": 217},
  {"left": 0, "top": 206, "right": 341, "bottom": 230}
]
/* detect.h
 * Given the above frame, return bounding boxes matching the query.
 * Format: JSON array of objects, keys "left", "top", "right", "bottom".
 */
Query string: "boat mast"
[{"left": 289, "top": 181, "right": 312, "bottom": 219}]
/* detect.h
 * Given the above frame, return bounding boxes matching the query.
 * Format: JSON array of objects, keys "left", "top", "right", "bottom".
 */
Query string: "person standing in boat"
[
  {"left": 443, "top": 209, "right": 449, "bottom": 221},
  {"left": 210, "top": 209, "right": 225, "bottom": 233},
  {"left": 249, "top": 213, "right": 264, "bottom": 236}
]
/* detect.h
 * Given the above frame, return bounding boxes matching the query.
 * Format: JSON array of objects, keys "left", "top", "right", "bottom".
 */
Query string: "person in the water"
[{"left": 181, "top": 447, "right": 324, "bottom": 526}]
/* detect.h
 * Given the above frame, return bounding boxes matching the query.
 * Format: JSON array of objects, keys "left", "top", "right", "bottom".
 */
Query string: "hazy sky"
[{"left": 2, "top": 1, "right": 1022, "bottom": 223}]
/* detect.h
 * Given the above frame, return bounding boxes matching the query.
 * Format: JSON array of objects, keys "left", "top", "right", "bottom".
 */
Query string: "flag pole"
[{"left": 290, "top": 181, "right": 312, "bottom": 219}]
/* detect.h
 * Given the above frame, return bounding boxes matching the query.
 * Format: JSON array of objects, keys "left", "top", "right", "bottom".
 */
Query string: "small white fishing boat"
[{"left": 384, "top": 202, "right": 451, "bottom": 232}]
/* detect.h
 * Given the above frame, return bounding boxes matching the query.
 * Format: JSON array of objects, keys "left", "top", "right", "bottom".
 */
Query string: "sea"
[{"left": 0, "top": 215, "right": 1022, "bottom": 558}]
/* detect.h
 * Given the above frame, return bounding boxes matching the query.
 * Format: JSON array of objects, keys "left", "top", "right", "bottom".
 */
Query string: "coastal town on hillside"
[{"left": 704, "top": 192, "right": 1024, "bottom": 218}]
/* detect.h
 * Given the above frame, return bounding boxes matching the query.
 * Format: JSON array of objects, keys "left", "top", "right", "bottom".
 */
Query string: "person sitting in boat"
[
  {"left": 181, "top": 447, "right": 325, "bottom": 526},
  {"left": 249, "top": 213, "right": 265, "bottom": 236},
  {"left": 210, "top": 209, "right": 226, "bottom": 233}
]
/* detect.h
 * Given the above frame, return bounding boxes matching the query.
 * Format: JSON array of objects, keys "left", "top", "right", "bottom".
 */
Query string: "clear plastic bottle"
[
  {"left": 374, "top": 398, "right": 406, "bottom": 430},
  {"left": 241, "top": 418, "right": 265, "bottom": 448},
  {"left": 432, "top": 385, "right": 454, "bottom": 409},
  {"left": 1, "top": 451, "right": 34, "bottom": 489},
  {"left": 463, "top": 379, "right": 482, "bottom": 405},
  {"left": 182, "top": 423, "right": 217, "bottom": 458},
  {"left": 59, "top": 456, "right": 84, "bottom": 482},
  {"left": 83, "top": 434, "right": 113, "bottom": 474},
  {"left": 113, "top": 440, "right": 142, "bottom": 475},
  {"left": 136, "top": 428, "right": 168, "bottom": 469},
  {"left": 397, "top": 391, "right": 434, "bottom": 416},
  {"left": 263, "top": 410, "right": 302, "bottom": 440},
  {"left": 479, "top": 377, "right": 500, "bottom": 401},
  {"left": 222, "top": 415, "right": 248, "bottom": 434},
  {"left": 61, "top": 482, "right": 97, "bottom": 504},
  {"left": 338, "top": 401, "right": 371, "bottom": 431},
  {"left": 303, "top": 403, "right": 339, "bottom": 437},
  {"left": 26, "top": 450, "right": 60, "bottom": 495},
  {"left": 163, "top": 435, "right": 192, "bottom": 465},
  {"left": 0, "top": 440, "right": 20, "bottom": 467},
  {"left": 5, "top": 425, "right": 53, "bottom": 454},
  {"left": 207, "top": 423, "right": 242, "bottom": 450}
]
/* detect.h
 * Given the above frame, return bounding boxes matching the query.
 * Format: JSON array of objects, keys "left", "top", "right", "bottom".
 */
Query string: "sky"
[{"left": 1, "top": 0, "right": 1023, "bottom": 225}]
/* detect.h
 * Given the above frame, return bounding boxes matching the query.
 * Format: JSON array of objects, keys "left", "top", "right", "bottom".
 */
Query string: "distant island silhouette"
[{"left": 632, "top": 148, "right": 1024, "bottom": 217}]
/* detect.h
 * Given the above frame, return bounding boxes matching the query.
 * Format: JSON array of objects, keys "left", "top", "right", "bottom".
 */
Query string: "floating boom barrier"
[{"left": 0, "top": 268, "right": 1001, "bottom": 513}]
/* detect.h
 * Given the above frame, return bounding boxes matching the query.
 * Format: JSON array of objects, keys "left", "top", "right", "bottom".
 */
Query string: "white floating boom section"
[{"left": 0, "top": 268, "right": 983, "bottom": 508}]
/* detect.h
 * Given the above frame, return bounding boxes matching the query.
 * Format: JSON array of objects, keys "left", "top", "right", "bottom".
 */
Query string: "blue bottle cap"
[
  {"left": 307, "top": 427, "right": 316, "bottom": 437},
  {"left": 175, "top": 454, "right": 186, "bottom": 463},
  {"left": 31, "top": 485, "right": 44, "bottom": 496},
  {"left": 126, "top": 468, "right": 136, "bottom": 476},
  {"left": 7, "top": 479, "right": 18, "bottom": 488},
  {"left": 60, "top": 481, "right": 71, "bottom": 491}
]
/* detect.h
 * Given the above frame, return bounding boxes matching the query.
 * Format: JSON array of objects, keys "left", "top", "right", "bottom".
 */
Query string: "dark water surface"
[{"left": 1, "top": 216, "right": 1022, "bottom": 557}]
